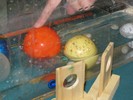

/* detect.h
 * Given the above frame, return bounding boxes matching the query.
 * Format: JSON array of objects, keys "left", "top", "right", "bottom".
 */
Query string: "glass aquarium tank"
[{"left": 0, "top": 0, "right": 133, "bottom": 100}]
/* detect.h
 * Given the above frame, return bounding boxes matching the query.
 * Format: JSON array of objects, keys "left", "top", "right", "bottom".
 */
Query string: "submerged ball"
[
  {"left": 23, "top": 27, "right": 61, "bottom": 58},
  {"left": 64, "top": 35, "right": 97, "bottom": 61}
]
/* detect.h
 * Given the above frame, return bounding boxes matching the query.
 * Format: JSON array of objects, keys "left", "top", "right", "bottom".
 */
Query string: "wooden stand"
[{"left": 52, "top": 42, "right": 120, "bottom": 100}]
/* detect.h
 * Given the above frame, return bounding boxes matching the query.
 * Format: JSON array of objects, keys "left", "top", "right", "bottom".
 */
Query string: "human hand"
[{"left": 34, "top": 0, "right": 96, "bottom": 28}]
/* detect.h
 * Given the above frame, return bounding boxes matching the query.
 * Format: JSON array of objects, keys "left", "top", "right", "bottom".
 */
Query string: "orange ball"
[{"left": 23, "top": 26, "right": 61, "bottom": 58}]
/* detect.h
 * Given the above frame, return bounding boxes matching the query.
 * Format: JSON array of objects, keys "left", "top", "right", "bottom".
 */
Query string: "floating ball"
[
  {"left": 64, "top": 35, "right": 97, "bottom": 60},
  {"left": 64, "top": 35, "right": 98, "bottom": 69},
  {"left": 23, "top": 27, "right": 61, "bottom": 58}
]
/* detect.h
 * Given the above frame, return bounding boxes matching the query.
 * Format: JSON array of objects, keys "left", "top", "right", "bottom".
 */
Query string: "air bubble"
[
  {"left": 34, "top": 4, "right": 38, "bottom": 6},
  {"left": 15, "top": 79, "right": 19, "bottom": 83},
  {"left": 128, "top": 41, "right": 133, "bottom": 48},
  {"left": 121, "top": 45, "right": 129, "bottom": 54},
  {"left": 86, "top": 34, "right": 92, "bottom": 38},
  {"left": 24, "top": 4, "right": 30, "bottom": 12},
  {"left": 9, "top": 0, "right": 14, "bottom": 3},
  {"left": 39, "top": 65, "right": 43, "bottom": 68},
  {"left": 28, "top": 59, "right": 32, "bottom": 63},
  {"left": 13, "top": 38, "right": 16, "bottom": 41},
  {"left": 92, "top": 39, "right": 95, "bottom": 42},
  {"left": 9, "top": 7, "right": 12, "bottom": 11},
  {"left": 19, "top": 46, "right": 23, "bottom": 50},
  {"left": 6, "top": 80, "right": 9, "bottom": 83},
  {"left": 111, "top": 24, "right": 119, "bottom": 30}
]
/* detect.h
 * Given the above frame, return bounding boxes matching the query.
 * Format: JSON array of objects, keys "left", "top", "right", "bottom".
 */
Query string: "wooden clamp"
[{"left": 52, "top": 42, "right": 120, "bottom": 100}]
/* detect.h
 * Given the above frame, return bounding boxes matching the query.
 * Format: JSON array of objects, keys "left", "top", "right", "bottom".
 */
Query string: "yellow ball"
[
  {"left": 64, "top": 35, "right": 98, "bottom": 61},
  {"left": 64, "top": 35, "right": 98, "bottom": 69}
]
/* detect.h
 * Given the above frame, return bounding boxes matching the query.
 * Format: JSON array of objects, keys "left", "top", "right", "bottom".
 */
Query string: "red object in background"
[
  {"left": 23, "top": 26, "right": 61, "bottom": 58},
  {"left": 41, "top": 73, "right": 56, "bottom": 82}
]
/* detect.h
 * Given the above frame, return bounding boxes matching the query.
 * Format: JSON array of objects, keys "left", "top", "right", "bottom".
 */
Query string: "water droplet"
[
  {"left": 9, "top": 7, "right": 12, "bottom": 11},
  {"left": 9, "top": 0, "right": 14, "bottom": 3},
  {"left": 92, "top": 39, "right": 95, "bottom": 42},
  {"left": 28, "top": 59, "right": 32, "bottom": 63},
  {"left": 40, "top": 43, "right": 44, "bottom": 46},
  {"left": 6, "top": 80, "right": 9, "bottom": 83},
  {"left": 39, "top": 65, "right": 42, "bottom": 68},
  {"left": 15, "top": 79, "right": 19, "bottom": 83},
  {"left": 86, "top": 34, "right": 92, "bottom": 38},
  {"left": 25, "top": 4, "right": 30, "bottom": 10},
  {"left": 121, "top": 45, "right": 129, "bottom": 54},
  {"left": 19, "top": 46, "right": 23, "bottom": 50},
  {"left": 34, "top": 4, "right": 38, "bottom": 7},
  {"left": 128, "top": 41, "right": 133, "bottom": 48},
  {"left": 13, "top": 38, "right": 16, "bottom": 41},
  {"left": 18, "top": 71, "right": 21, "bottom": 74},
  {"left": 111, "top": 24, "right": 119, "bottom": 30}
]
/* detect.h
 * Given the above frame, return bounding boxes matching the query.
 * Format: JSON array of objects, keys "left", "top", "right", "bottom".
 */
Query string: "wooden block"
[
  {"left": 55, "top": 61, "right": 85, "bottom": 100},
  {"left": 98, "top": 74, "right": 120, "bottom": 100},
  {"left": 99, "top": 42, "right": 114, "bottom": 96}
]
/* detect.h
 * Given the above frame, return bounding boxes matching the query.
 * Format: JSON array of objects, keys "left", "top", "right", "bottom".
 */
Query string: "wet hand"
[{"left": 34, "top": 0, "right": 96, "bottom": 28}]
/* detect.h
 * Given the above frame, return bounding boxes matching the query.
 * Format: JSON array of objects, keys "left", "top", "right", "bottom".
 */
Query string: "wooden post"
[
  {"left": 53, "top": 61, "right": 85, "bottom": 100},
  {"left": 99, "top": 42, "right": 114, "bottom": 96}
]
